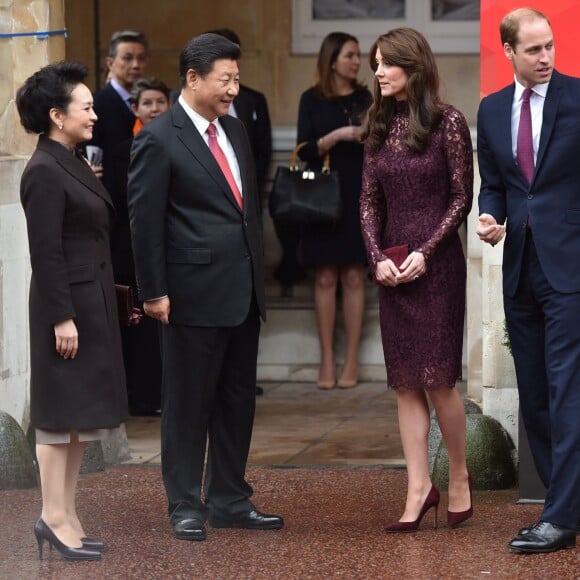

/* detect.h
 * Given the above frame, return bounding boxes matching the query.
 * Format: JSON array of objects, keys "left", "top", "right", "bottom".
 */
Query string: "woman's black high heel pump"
[
  {"left": 34, "top": 519, "right": 101, "bottom": 561},
  {"left": 81, "top": 537, "right": 105, "bottom": 551},
  {"left": 385, "top": 485, "right": 441, "bottom": 533}
]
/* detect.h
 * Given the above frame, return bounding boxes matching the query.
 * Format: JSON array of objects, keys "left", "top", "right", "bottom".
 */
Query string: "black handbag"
[{"left": 269, "top": 142, "right": 342, "bottom": 225}]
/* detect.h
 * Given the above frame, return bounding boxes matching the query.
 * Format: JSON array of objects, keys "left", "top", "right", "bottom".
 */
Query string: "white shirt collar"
[
  {"left": 109, "top": 78, "right": 132, "bottom": 108},
  {"left": 177, "top": 94, "right": 221, "bottom": 136},
  {"left": 514, "top": 77, "right": 550, "bottom": 101}
]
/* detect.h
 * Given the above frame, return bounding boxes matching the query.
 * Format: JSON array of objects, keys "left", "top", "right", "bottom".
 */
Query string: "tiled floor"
[{"left": 125, "top": 381, "right": 406, "bottom": 467}]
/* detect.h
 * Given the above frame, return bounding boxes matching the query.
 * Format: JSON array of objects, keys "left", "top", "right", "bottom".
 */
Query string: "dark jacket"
[
  {"left": 127, "top": 103, "right": 266, "bottom": 326},
  {"left": 20, "top": 136, "right": 127, "bottom": 430}
]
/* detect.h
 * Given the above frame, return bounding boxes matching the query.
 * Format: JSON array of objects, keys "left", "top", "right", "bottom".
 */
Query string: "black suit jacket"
[
  {"left": 170, "top": 85, "right": 272, "bottom": 189},
  {"left": 89, "top": 83, "right": 136, "bottom": 193},
  {"left": 127, "top": 103, "right": 266, "bottom": 326}
]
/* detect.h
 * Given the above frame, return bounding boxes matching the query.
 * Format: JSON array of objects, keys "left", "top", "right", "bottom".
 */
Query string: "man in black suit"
[
  {"left": 205, "top": 28, "right": 273, "bottom": 396},
  {"left": 477, "top": 8, "right": 579, "bottom": 553},
  {"left": 127, "top": 33, "right": 283, "bottom": 541},
  {"left": 89, "top": 29, "right": 148, "bottom": 193}
]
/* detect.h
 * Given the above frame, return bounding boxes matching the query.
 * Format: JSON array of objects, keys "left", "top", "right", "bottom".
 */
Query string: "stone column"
[
  {"left": 467, "top": 155, "right": 518, "bottom": 448},
  {"left": 0, "top": 0, "right": 65, "bottom": 426}
]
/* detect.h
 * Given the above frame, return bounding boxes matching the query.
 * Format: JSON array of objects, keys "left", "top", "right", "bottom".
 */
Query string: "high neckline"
[{"left": 394, "top": 99, "right": 409, "bottom": 114}]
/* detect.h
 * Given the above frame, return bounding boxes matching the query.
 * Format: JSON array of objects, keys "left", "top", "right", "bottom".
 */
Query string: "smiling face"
[
  {"left": 332, "top": 40, "right": 361, "bottom": 84},
  {"left": 49, "top": 83, "right": 97, "bottom": 146},
  {"left": 504, "top": 17, "right": 554, "bottom": 88},
  {"left": 374, "top": 47, "right": 409, "bottom": 101},
  {"left": 188, "top": 59, "right": 239, "bottom": 121},
  {"left": 132, "top": 89, "right": 170, "bottom": 125},
  {"left": 106, "top": 41, "right": 147, "bottom": 90}
]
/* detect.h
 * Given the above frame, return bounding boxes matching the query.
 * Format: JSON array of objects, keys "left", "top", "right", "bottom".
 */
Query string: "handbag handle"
[{"left": 290, "top": 141, "right": 331, "bottom": 174}]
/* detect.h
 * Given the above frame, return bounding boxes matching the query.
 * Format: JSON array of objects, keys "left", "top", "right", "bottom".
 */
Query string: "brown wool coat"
[{"left": 20, "top": 135, "right": 127, "bottom": 430}]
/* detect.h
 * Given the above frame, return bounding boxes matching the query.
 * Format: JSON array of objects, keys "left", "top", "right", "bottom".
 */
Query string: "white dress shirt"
[{"left": 511, "top": 78, "right": 549, "bottom": 164}]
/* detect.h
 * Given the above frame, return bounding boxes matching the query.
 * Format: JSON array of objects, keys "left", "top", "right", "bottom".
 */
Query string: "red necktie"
[
  {"left": 207, "top": 123, "right": 243, "bottom": 210},
  {"left": 517, "top": 88, "right": 535, "bottom": 184}
]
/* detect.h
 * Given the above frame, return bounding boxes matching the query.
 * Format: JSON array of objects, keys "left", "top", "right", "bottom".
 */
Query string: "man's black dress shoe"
[
  {"left": 210, "top": 509, "right": 284, "bottom": 530},
  {"left": 509, "top": 521, "right": 576, "bottom": 553},
  {"left": 173, "top": 518, "right": 206, "bottom": 541},
  {"left": 256, "top": 385, "right": 264, "bottom": 396}
]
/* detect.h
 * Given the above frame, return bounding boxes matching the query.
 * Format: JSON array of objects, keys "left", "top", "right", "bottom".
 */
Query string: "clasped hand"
[{"left": 375, "top": 251, "right": 427, "bottom": 287}]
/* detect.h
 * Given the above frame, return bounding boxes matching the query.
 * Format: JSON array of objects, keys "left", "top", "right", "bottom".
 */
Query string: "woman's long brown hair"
[
  {"left": 314, "top": 31, "right": 366, "bottom": 100},
  {"left": 363, "top": 27, "right": 444, "bottom": 153}
]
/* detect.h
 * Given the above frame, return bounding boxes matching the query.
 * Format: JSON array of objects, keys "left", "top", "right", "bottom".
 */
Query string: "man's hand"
[
  {"left": 143, "top": 296, "right": 170, "bottom": 325},
  {"left": 477, "top": 213, "right": 506, "bottom": 246}
]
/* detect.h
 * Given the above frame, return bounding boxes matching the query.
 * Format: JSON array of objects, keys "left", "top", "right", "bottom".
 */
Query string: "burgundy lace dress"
[{"left": 360, "top": 102, "right": 473, "bottom": 390}]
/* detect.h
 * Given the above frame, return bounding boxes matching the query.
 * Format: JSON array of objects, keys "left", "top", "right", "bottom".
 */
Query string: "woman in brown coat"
[{"left": 16, "top": 62, "right": 127, "bottom": 561}]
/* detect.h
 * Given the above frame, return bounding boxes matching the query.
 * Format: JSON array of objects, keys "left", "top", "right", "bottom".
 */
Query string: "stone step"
[{"left": 258, "top": 274, "right": 386, "bottom": 382}]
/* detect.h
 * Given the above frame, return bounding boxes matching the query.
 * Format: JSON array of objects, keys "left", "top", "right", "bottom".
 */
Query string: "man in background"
[{"left": 89, "top": 29, "right": 148, "bottom": 193}]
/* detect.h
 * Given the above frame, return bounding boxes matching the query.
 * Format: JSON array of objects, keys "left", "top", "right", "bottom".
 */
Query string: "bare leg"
[
  {"left": 338, "top": 264, "right": 365, "bottom": 384},
  {"left": 314, "top": 265, "right": 339, "bottom": 386},
  {"left": 64, "top": 431, "right": 87, "bottom": 537},
  {"left": 396, "top": 388, "right": 433, "bottom": 521},
  {"left": 36, "top": 441, "right": 83, "bottom": 547},
  {"left": 428, "top": 387, "right": 470, "bottom": 512}
]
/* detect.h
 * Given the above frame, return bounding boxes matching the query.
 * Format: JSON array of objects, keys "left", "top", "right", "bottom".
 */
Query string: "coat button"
[{"left": 527, "top": 194, "right": 533, "bottom": 199}]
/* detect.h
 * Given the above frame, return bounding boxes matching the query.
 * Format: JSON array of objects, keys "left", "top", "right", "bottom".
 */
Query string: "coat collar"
[
  {"left": 36, "top": 135, "right": 114, "bottom": 210},
  {"left": 171, "top": 103, "right": 245, "bottom": 214}
]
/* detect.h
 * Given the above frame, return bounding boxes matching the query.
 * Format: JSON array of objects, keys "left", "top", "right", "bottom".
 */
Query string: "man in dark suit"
[
  {"left": 477, "top": 7, "right": 579, "bottom": 553},
  {"left": 127, "top": 33, "right": 283, "bottom": 541},
  {"left": 205, "top": 28, "right": 273, "bottom": 396},
  {"left": 89, "top": 29, "right": 148, "bottom": 193}
]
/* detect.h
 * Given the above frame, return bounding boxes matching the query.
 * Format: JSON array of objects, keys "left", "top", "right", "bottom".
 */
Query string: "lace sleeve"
[
  {"left": 360, "top": 143, "right": 387, "bottom": 272},
  {"left": 416, "top": 108, "right": 474, "bottom": 260}
]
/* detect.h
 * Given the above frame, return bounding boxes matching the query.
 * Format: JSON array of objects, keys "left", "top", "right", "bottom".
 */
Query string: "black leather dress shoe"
[
  {"left": 210, "top": 509, "right": 284, "bottom": 530},
  {"left": 516, "top": 520, "right": 540, "bottom": 538},
  {"left": 509, "top": 521, "right": 576, "bottom": 553},
  {"left": 173, "top": 518, "right": 206, "bottom": 541},
  {"left": 256, "top": 385, "right": 264, "bottom": 396}
]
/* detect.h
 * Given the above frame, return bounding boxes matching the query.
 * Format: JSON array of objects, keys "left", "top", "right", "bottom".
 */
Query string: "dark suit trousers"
[
  {"left": 504, "top": 232, "right": 580, "bottom": 531},
  {"left": 160, "top": 307, "right": 260, "bottom": 524}
]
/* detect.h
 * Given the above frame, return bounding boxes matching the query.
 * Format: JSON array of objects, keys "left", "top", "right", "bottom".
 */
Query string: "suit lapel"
[
  {"left": 535, "top": 71, "right": 563, "bottom": 177},
  {"left": 173, "top": 105, "right": 243, "bottom": 213},
  {"left": 37, "top": 136, "right": 114, "bottom": 209}
]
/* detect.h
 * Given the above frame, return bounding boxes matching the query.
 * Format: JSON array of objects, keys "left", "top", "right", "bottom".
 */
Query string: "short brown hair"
[{"left": 500, "top": 8, "right": 551, "bottom": 50}]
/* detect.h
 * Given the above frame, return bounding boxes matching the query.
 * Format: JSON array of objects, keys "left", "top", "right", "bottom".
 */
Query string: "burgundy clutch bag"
[
  {"left": 115, "top": 284, "right": 133, "bottom": 326},
  {"left": 382, "top": 244, "right": 409, "bottom": 269}
]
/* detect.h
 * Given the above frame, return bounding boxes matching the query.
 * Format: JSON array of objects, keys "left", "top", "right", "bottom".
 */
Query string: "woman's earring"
[{"left": 58, "top": 124, "right": 63, "bottom": 130}]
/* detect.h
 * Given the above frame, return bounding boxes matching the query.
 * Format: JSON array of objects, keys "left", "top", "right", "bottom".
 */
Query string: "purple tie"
[{"left": 517, "top": 88, "right": 534, "bottom": 183}]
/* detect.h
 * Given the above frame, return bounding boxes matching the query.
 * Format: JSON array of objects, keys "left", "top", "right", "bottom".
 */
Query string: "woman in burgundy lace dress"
[{"left": 360, "top": 28, "right": 474, "bottom": 532}]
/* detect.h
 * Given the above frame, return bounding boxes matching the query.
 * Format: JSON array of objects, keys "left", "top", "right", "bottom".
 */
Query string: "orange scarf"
[{"left": 132, "top": 118, "right": 143, "bottom": 136}]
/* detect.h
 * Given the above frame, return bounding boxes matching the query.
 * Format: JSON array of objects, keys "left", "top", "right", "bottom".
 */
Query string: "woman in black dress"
[
  {"left": 17, "top": 62, "right": 128, "bottom": 561},
  {"left": 297, "top": 32, "right": 372, "bottom": 389},
  {"left": 360, "top": 29, "right": 473, "bottom": 532}
]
